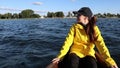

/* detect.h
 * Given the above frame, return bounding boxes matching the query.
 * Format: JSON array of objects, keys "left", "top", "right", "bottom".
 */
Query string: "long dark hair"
[{"left": 85, "top": 16, "right": 97, "bottom": 42}]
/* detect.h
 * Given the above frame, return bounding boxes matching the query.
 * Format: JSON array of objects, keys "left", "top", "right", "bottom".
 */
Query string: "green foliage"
[
  {"left": 55, "top": 11, "right": 64, "bottom": 17},
  {"left": 31, "top": 14, "right": 40, "bottom": 18},
  {"left": 4, "top": 13, "right": 12, "bottom": 19},
  {"left": 12, "top": 13, "right": 19, "bottom": 18},
  {"left": 20, "top": 9, "right": 40, "bottom": 18},
  {"left": 0, "top": 9, "right": 120, "bottom": 19},
  {"left": 117, "top": 14, "right": 120, "bottom": 18},
  {"left": 95, "top": 13, "right": 120, "bottom": 18},
  {"left": 21, "top": 9, "right": 34, "bottom": 18},
  {"left": 47, "top": 11, "right": 64, "bottom": 18},
  {"left": 47, "top": 12, "right": 56, "bottom": 18},
  {"left": 0, "top": 9, "right": 40, "bottom": 19},
  {"left": 0, "top": 14, "right": 2, "bottom": 18}
]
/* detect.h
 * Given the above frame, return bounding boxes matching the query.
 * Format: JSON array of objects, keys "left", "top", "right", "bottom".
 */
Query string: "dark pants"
[{"left": 68, "top": 53, "right": 97, "bottom": 68}]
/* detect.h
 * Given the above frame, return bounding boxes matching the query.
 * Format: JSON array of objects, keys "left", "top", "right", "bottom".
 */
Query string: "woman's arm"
[
  {"left": 52, "top": 24, "right": 75, "bottom": 64},
  {"left": 57, "top": 24, "right": 75, "bottom": 59},
  {"left": 94, "top": 26, "right": 117, "bottom": 67}
]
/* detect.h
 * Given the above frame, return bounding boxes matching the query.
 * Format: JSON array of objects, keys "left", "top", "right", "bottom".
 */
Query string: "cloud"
[
  {"left": 32, "top": 2, "right": 43, "bottom": 5},
  {"left": 0, "top": 6, "right": 22, "bottom": 11},
  {"left": 35, "top": 10, "right": 48, "bottom": 13},
  {"left": 0, "top": 6, "right": 47, "bottom": 13}
]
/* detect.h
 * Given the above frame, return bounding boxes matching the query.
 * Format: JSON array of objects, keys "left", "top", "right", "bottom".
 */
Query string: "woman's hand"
[
  {"left": 52, "top": 58, "right": 60, "bottom": 64},
  {"left": 46, "top": 58, "right": 60, "bottom": 68},
  {"left": 111, "top": 65, "right": 118, "bottom": 68}
]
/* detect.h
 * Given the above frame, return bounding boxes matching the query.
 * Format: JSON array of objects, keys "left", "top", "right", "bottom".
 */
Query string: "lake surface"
[{"left": 0, "top": 18, "right": 120, "bottom": 68}]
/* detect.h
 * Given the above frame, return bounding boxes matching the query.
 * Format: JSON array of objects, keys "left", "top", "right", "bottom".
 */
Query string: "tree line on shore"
[
  {"left": 95, "top": 13, "right": 120, "bottom": 18},
  {"left": 66, "top": 12, "right": 120, "bottom": 18},
  {"left": 0, "top": 9, "right": 120, "bottom": 19},
  {"left": 0, "top": 9, "right": 40, "bottom": 19}
]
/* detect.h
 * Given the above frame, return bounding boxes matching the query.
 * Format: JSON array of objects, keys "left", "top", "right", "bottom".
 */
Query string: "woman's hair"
[{"left": 85, "top": 16, "right": 97, "bottom": 42}]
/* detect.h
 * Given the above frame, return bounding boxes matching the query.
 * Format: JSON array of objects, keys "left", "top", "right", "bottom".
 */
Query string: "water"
[{"left": 0, "top": 18, "right": 120, "bottom": 68}]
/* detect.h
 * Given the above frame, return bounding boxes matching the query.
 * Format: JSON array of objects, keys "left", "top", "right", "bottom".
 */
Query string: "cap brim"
[
  {"left": 73, "top": 11, "right": 83, "bottom": 15},
  {"left": 72, "top": 11, "right": 78, "bottom": 14}
]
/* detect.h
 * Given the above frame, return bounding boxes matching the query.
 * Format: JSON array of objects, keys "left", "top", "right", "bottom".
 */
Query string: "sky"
[{"left": 0, "top": 0, "right": 120, "bottom": 15}]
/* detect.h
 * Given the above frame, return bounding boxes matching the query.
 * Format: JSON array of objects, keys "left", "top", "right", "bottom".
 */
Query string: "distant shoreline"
[
  {"left": 0, "top": 9, "right": 120, "bottom": 19},
  {"left": 0, "top": 17, "right": 118, "bottom": 20}
]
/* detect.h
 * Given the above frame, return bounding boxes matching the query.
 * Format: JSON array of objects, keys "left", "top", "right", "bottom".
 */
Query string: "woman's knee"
[
  {"left": 83, "top": 56, "right": 97, "bottom": 68},
  {"left": 85, "top": 56, "right": 96, "bottom": 61},
  {"left": 69, "top": 53, "right": 77, "bottom": 57},
  {"left": 68, "top": 53, "right": 79, "bottom": 60},
  {"left": 68, "top": 53, "right": 80, "bottom": 68}
]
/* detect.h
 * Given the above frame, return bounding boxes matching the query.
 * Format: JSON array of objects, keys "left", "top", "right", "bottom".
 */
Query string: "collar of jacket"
[{"left": 75, "top": 23, "right": 84, "bottom": 29}]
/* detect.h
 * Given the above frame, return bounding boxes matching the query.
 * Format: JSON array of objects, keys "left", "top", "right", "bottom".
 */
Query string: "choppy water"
[{"left": 0, "top": 18, "right": 120, "bottom": 68}]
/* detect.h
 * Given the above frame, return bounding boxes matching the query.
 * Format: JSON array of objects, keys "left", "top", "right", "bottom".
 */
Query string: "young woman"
[{"left": 52, "top": 7, "right": 118, "bottom": 68}]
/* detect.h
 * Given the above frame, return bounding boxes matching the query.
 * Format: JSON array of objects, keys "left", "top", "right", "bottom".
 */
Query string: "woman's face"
[{"left": 77, "top": 15, "right": 89, "bottom": 25}]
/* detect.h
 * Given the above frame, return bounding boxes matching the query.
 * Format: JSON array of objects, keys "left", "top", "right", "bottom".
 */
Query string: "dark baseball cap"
[{"left": 73, "top": 7, "right": 93, "bottom": 19}]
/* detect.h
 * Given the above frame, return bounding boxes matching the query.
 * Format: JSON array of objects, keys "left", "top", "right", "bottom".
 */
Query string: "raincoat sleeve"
[
  {"left": 94, "top": 26, "right": 117, "bottom": 67},
  {"left": 57, "top": 24, "right": 75, "bottom": 59}
]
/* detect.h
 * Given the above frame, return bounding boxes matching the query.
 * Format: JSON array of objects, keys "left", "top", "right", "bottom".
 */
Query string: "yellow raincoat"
[{"left": 57, "top": 23, "right": 116, "bottom": 67}]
